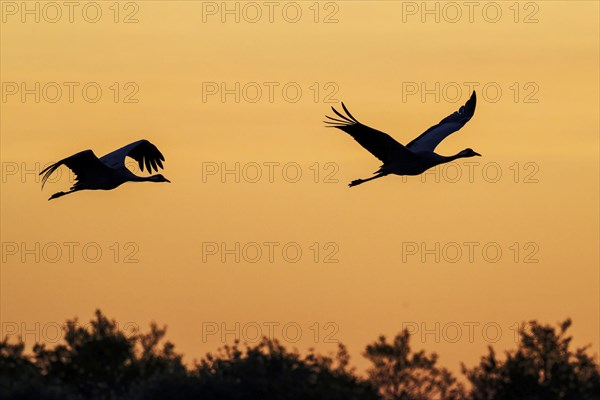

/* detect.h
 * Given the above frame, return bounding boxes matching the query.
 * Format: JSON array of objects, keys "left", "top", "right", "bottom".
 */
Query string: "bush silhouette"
[
  {"left": 1, "top": 311, "right": 598, "bottom": 400},
  {"left": 462, "top": 319, "right": 600, "bottom": 400},
  {"left": 364, "top": 330, "right": 465, "bottom": 399}
]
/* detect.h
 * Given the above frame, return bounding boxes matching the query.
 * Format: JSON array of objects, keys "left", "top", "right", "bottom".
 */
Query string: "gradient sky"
[{"left": 1, "top": 1, "right": 598, "bottom": 374}]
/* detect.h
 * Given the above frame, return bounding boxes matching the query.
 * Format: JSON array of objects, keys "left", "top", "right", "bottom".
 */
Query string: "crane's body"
[
  {"left": 325, "top": 91, "right": 480, "bottom": 187},
  {"left": 40, "top": 140, "right": 170, "bottom": 200}
]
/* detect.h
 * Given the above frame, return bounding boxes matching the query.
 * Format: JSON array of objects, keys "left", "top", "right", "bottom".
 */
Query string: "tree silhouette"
[
  {"left": 28, "top": 310, "right": 184, "bottom": 399},
  {"left": 0, "top": 310, "right": 379, "bottom": 399},
  {"left": 1, "top": 311, "right": 598, "bottom": 400},
  {"left": 190, "top": 338, "right": 379, "bottom": 400},
  {"left": 363, "top": 329, "right": 465, "bottom": 400},
  {"left": 462, "top": 319, "right": 600, "bottom": 400},
  {"left": 0, "top": 337, "right": 44, "bottom": 398}
]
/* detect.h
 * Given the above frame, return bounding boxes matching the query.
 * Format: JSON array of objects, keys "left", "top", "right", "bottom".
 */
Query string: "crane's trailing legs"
[
  {"left": 48, "top": 190, "right": 76, "bottom": 201},
  {"left": 349, "top": 173, "right": 387, "bottom": 187}
]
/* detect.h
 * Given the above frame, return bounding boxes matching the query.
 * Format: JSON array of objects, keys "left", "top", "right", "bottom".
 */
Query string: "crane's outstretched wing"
[
  {"left": 406, "top": 91, "right": 477, "bottom": 153},
  {"left": 325, "top": 103, "right": 414, "bottom": 164},
  {"left": 100, "top": 139, "right": 165, "bottom": 173},
  {"left": 40, "top": 150, "right": 110, "bottom": 189}
]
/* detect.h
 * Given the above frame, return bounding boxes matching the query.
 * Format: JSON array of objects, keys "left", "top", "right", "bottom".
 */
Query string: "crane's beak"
[
  {"left": 165, "top": 178, "right": 171, "bottom": 183},
  {"left": 474, "top": 152, "right": 482, "bottom": 156}
]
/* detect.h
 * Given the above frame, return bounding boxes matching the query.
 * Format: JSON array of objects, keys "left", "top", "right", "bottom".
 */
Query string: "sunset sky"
[{"left": 1, "top": 1, "right": 598, "bottom": 373}]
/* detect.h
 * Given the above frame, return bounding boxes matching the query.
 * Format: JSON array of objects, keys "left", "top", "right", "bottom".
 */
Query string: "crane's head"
[
  {"left": 459, "top": 148, "right": 481, "bottom": 158},
  {"left": 149, "top": 174, "right": 171, "bottom": 183}
]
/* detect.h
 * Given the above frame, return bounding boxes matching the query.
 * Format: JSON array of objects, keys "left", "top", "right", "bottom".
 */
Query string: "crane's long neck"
[
  {"left": 129, "top": 174, "right": 157, "bottom": 182},
  {"left": 439, "top": 151, "right": 469, "bottom": 164}
]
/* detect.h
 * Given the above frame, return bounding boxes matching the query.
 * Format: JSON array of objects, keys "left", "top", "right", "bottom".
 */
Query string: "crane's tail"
[
  {"left": 324, "top": 102, "right": 360, "bottom": 128},
  {"left": 39, "top": 162, "right": 62, "bottom": 190}
]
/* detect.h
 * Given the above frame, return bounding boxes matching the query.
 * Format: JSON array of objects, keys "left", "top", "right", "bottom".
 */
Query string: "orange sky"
[{"left": 1, "top": 1, "right": 598, "bottom": 374}]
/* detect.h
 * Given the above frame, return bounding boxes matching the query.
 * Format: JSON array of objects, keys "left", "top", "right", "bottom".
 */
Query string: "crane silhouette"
[
  {"left": 40, "top": 139, "right": 170, "bottom": 200},
  {"left": 325, "top": 91, "right": 480, "bottom": 187}
]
